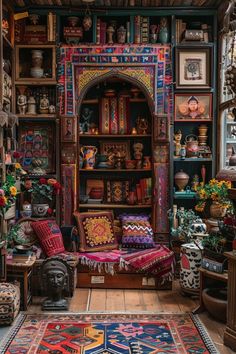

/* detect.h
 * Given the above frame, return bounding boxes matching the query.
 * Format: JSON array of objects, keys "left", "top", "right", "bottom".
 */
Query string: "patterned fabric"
[
  {"left": 32, "top": 220, "right": 65, "bottom": 257},
  {"left": 74, "top": 211, "right": 118, "bottom": 252},
  {"left": 118, "top": 96, "right": 130, "bottom": 134},
  {"left": 121, "top": 215, "right": 155, "bottom": 248},
  {"left": 0, "top": 283, "right": 20, "bottom": 325},
  {"left": 1, "top": 313, "right": 219, "bottom": 354}
]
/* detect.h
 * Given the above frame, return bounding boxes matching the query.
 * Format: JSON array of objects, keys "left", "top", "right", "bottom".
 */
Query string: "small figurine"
[
  {"left": 17, "top": 94, "right": 27, "bottom": 115},
  {"left": 174, "top": 130, "right": 182, "bottom": 156},
  {"left": 49, "top": 105, "right": 56, "bottom": 114},
  {"left": 191, "top": 174, "right": 199, "bottom": 191},
  {"left": 133, "top": 142, "right": 143, "bottom": 169},
  {"left": 107, "top": 25, "right": 115, "bottom": 44},
  {"left": 39, "top": 94, "right": 49, "bottom": 114},
  {"left": 27, "top": 96, "right": 36, "bottom": 115},
  {"left": 117, "top": 26, "right": 126, "bottom": 44},
  {"left": 81, "top": 107, "right": 93, "bottom": 133},
  {"left": 136, "top": 116, "right": 148, "bottom": 134}
]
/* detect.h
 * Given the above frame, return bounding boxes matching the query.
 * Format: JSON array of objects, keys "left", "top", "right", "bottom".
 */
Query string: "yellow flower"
[
  {"left": 195, "top": 203, "right": 205, "bottom": 212},
  {"left": 10, "top": 186, "right": 17, "bottom": 196},
  {"left": 199, "top": 189, "right": 206, "bottom": 199},
  {"left": 15, "top": 163, "right": 22, "bottom": 169},
  {"left": 211, "top": 192, "right": 218, "bottom": 201},
  {"left": 47, "top": 178, "right": 57, "bottom": 185},
  {"left": 209, "top": 178, "right": 217, "bottom": 186},
  {"left": 3, "top": 197, "right": 7, "bottom": 204}
]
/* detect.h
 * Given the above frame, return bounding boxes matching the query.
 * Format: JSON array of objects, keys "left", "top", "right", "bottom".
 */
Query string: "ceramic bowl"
[
  {"left": 20, "top": 210, "right": 32, "bottom": 218},
  {"left": 15, "top": 245, "right": 32, "bottom": 254},
  {"left": 202, "top": 288, "right": 227, "bottom": 323}
]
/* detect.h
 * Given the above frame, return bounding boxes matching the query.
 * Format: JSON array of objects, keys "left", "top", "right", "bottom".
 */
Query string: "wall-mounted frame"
[
  {"left": 153, "top": 115, "right": 169, "bottom": 142},
  {"left": 175, "top": 47, "right": 211, "bottom": 89},
  {"left": 18, "top": 121, "right": 55, "bottom": 174},
  {"left": 174, "top": 93, "right": 212, "bottom": 121},
  {"left": 61, "top": 116, "right": 77, "bottom": 143}
]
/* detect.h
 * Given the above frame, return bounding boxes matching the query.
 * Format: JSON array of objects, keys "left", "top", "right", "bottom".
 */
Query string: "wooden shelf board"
[
  {"left": 79, "top": 134, "right": 152, "bottom": 138},
  {"left": 15, "top": 80, "right": 57, "bottom": 86},
  {"left": 82, "top": 99, "right": 99, "bottom": 104},
  {"left": 17, "top": 114, "right": 56, "bottom": 118},
  {"left": 79, "top": 204, "right": 152, "bottom": 209},
  {"left": 130, "top": 98, "right": 146, "bottom": 102},
  {"left": 174, "top": 119, "right": 212, "bottom": 122},
  {"left": 80, "top": 168, "right": 152, "bottom": 172},
  {"left": 174, "top": 158, "right": 212, "bottom": 162}
]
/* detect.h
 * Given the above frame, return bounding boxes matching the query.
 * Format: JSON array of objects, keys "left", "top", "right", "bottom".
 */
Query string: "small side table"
[
  {"left": 7, "top": 254, "right": 36, "bottom": 310},
  {"left": 192, "top": 267, "right": 228, "bottom": 314}
]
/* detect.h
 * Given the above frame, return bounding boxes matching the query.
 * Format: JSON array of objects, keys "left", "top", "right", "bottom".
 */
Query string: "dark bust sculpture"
[{"left": 41, "top": 257, "right": 70, "bottom": 311}]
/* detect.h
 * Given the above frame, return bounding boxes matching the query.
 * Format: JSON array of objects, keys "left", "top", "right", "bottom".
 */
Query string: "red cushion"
[{"left": 32, "top": 220, "right": 65, "bottom": 257}]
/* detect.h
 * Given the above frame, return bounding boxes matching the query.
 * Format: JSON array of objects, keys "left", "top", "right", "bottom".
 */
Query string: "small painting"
[
  {"left": 176, "top": 48, "right": 211, "bottom": 89},
  {"left": 61, "top": 116, "right": 77, "bottom": 142},
  {"left": 174, "top": 94, "right": 212, "bottom": 121},
  {"left": 100, "top": 141, "right": 131, "bottom": 160}
]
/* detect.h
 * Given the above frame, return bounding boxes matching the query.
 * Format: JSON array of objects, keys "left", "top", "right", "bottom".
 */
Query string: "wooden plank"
[
  {"left": 69, "top": 288, "right": 89, "bottom": 312},
  {"left": 106, "top": 289, "right": 125, "bottom": 311},
  {"left": 142, "top": 290, "right": 164, "bottom": 312},
  {"left": 157, "top": 289, "right": 181, "bottom": 312},
  {"left": 124, "top": 290, "right": 146, "bottom": 311},
  {"left": 89, "top": 289, "right": 107, "bottom": 311}
]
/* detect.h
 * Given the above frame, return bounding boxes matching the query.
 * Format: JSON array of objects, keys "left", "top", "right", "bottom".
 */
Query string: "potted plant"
[
  {"left": 0, "top": 175, "right": 18, "bottom": 220},
  {"left": 195, "top": 179, "right": 233, "bottom": 218},
  {"left": 23, "top": 178, "right": 61, "bottom": 217}
]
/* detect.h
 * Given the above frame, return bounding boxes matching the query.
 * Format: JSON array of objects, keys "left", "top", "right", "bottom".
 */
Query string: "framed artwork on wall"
[
  {"left": 175, "top": 47, "right": 211, "bottom": 89},
  {"left": 61, "top": 116, "right": 77, "bottom": 142},
  {"left": 18, "top": 122, "right": 55, "bottom": 174},
  {"left": 174, "top": 93, "right": 212, "bottom": 121}
]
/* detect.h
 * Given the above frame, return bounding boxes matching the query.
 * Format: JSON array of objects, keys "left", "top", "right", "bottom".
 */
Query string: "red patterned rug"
[{"left": 0, "top": 313, "right": 219, "bottom": 353}]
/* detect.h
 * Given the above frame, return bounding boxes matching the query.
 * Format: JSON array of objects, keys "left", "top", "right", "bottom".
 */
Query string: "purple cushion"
[{"left": 121, "top": 216, "right": 155, "bottom": 249}]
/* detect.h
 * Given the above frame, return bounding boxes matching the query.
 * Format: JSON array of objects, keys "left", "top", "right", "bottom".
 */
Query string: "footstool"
[{"left": 0, "top": 282, "right": 20, "bottom": 325}]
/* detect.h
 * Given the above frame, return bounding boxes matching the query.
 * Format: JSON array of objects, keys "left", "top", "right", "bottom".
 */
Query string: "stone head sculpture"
[{"left": 41, "top": 257, "right": 69, "bottom": 311}]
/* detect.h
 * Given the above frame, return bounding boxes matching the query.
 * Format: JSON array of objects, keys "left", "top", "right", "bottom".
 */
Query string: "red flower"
[
  {"left": 13, "top": 151, "right": 20, "bottom": 159},
  {"left": 25, "top": 180, "right": 32, "bottom": 190},
  {"left": 0, "top": 197, "right": 6, "bottom": 207},
  {"left": 47, "top": 208, "right": 53, "bottom": 215},
  {"left": 53, "top": 182, "right": 61, "bottom": 193},
  {"left": 39, "top": 178, "right": 47, "bottom": 185}
]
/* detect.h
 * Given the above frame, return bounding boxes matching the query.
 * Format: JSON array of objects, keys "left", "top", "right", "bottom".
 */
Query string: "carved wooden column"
[{"left": 224, "top": 252, "right": 236, "bottom": 351}]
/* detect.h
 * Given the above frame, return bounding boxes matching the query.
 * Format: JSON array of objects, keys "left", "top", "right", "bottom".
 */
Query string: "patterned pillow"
[
  {"left": 121, "top": 215, "right": 155, "bottom": 249},
  {"left": 32, "top": 220, "right": 65, "bottom": 257},
  {"left": 74, "top": 211, "right": 118, "bottom": 252}
]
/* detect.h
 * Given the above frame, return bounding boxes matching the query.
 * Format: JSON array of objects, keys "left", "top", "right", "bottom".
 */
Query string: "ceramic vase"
[
  {"left": 32, "top": 203, "right": 49, "bottom": 217},
  {"left": 174, "top": 170, "right": 189, "bottom": 192},
  {"left": 80, "top": 145, "right": 97, "bottom": 170},
  {"left": 180, "top": 242, "right": 203, "bottom": 293}
]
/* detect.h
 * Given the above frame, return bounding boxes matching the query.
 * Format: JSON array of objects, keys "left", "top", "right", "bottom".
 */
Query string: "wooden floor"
[{"left": 28, "top": 281, "right": 234, "bottom": 353}]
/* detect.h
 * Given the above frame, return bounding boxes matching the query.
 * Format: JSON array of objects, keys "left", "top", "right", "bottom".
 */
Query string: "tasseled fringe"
[{"left": 80, "top": 256, "right": 116, "bottom": 275}]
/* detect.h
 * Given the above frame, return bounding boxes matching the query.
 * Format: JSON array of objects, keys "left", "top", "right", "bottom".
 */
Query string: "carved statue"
[
  {"left": 39, "top": 94, "right": 49, "bottom": 114},
  {"left": 136, "top": 116, "right": 149, "bottom": 134},
  {"left": 41, "top": 257, "right": 70, "bottom": 310},
  {"left": 17, "top": 94, "right": 27, "bottom": 115},
  {"left": 81, "top": 107, "right": 93, "bottom": 133}
]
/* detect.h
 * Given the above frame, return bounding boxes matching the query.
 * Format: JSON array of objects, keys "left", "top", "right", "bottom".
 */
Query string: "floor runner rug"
[{"left": 0, "top": 312, "right": 219, "bottom": 353}]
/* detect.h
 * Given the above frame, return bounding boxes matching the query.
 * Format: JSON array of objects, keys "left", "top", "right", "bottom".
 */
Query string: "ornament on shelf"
[
  {"left": 27, "top": 96, "right": 36, "bottom": 115},
  {"left": 17, "top": 86, "right": 27, "bottom": 115},
  {"left": 174, "top": 170, "right": 190, "bottom": 192},
  {"left": 174, "top": 130, "right": 182, "bottom": 157},
  {"left": 30, "top": 50, "right": 44, "bottom": 78}
]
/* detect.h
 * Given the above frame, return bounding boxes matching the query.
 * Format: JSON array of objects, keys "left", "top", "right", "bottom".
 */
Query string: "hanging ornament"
[{"left": 82, "top": 1, "right": 93, "bottom": 31}]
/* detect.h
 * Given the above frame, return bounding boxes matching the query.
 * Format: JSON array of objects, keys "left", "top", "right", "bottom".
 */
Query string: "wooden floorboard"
[{"left": 26, "top": 284, "right": 234, "bottom": 354}]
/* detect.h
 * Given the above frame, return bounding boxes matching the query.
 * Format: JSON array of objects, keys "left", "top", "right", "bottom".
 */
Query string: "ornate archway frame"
[{"left": 59, "top": 45, "right": 172, "bottom": 237}]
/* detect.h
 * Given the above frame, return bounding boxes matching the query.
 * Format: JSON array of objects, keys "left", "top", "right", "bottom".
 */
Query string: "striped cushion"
[{"left": 121, "top": 218, "right": 155, "bottom": 249}]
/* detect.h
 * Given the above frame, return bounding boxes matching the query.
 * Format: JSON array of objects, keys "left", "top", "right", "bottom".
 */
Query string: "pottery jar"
[
  {"left": 174, "top": 170, "right": 189, "bottom": 192},
  {"left": 185, "top": 134, "right": 199, "bottom": 158},
  {"left": 80, "top": 145, "right": 97, "bottom": 170}
]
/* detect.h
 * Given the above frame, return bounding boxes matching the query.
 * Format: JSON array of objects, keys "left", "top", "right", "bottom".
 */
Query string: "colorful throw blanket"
[{"left": 78, "top": 246, "right": 174, "bottom": 281}]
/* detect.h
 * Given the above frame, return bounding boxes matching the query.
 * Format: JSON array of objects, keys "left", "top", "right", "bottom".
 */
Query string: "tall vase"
[{"left": 80, "top": 145, "right": 98, "bottom": 170}]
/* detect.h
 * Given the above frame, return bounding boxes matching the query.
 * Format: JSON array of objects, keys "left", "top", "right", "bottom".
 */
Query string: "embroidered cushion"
[
  {"left": 32, "top": 220, "right": 65, "bottom": 257},
  {"left": 121, "top": 215, "right": 155, "bottom": 249},
  {"left": 74, "top": 211, "right": 118, "bottom": 252}
]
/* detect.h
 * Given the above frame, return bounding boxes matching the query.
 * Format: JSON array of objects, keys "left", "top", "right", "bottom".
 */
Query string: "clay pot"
[
  {"left": 210, "top": 201, "right": 227, "bottom": 219},
  {"left": 185, "top": 134, "right": 199, "bottom": 158},
  {"left": 202, "top": 288, "right": 227, "bottom": 322},
  {"left": 174, "top": 170, "right": 189, "bottom": 192}
]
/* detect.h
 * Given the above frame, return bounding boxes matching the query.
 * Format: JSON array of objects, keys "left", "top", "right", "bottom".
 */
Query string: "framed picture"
[
  {"left": 61, "top": 116, "right": 77, "bottom": 142},
  {"left": 153, "top": 115, "right": 169, "bottom": 142},
  {"left": 18, "top": 122, "right": 55, "bottom": 173},
  {"left": 174, "top": 93, "right": 212, "bottom": 121},
  {"left": 175, "top": 48, "right": 211, "bottom": 89},
  {"left": 100, "top": 141, "right": 131, "bottom": 160}
]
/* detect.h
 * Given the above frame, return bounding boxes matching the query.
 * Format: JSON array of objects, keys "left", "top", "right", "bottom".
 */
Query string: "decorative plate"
[{"left": 13, "top": 218, "right": 38, "bottom": 246}]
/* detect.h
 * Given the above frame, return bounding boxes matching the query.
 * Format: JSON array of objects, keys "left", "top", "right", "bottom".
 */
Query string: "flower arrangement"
[
  {"left": 195, "top": 178, "right": 233, "bottom": 213},
  {"left": 24, "top": 178, "right": 61, "bottom": 205},
  {"left": 0, "top": 175, "right": 17, "bottom": 217}
]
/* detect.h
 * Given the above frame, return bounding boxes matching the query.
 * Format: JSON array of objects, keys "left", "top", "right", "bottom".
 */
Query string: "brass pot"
[{"left": 174, "top": 170, "right": 189, "bottom": 192}]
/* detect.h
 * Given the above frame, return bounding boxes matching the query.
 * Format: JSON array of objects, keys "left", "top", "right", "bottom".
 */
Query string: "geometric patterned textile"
[
  {"left": 0, "top": 282, "right": 20, "bottom": 325},
  {"left": 74, "top": 211, "right": 118, "bottom": 252},
  {"left": 121, "top": 218, "right": 155, "bottom": 248},
  {"left": 1, "top": 313, "right": 219, "bottom": 353}
]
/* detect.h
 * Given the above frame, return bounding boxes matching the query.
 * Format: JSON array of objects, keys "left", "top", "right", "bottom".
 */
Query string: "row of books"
[
  {"left": 96, "top": 20, "right": 131, "bottom": 44},
  {"left": 134, "top": 16, "right": 149, "bottom": 44}
]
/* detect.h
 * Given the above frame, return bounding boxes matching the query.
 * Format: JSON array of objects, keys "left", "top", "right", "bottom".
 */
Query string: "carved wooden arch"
[{"left": 75, "top": 67, "right": 155, "bottom": 115}]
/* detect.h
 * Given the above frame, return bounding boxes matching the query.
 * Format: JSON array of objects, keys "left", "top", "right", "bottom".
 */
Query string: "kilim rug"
[{"left": 0, "top": 313, "right": 219, "bottom": 354}]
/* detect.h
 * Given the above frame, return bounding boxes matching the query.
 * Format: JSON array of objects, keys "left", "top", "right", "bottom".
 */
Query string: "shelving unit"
[
  {"left": 77, "top": 79, "right": 153, "bottom": 219},
  {"left": 171, "top": 11, "right": 217, "bottom": 211}
]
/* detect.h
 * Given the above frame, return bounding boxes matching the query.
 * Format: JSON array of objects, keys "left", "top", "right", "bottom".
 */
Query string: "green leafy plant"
[
  {"left": 0, "top": 175, "right": 17, "bottom": 217},
  {"left": 23, "top": 178, "right": 61, "bottom": 204}
]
